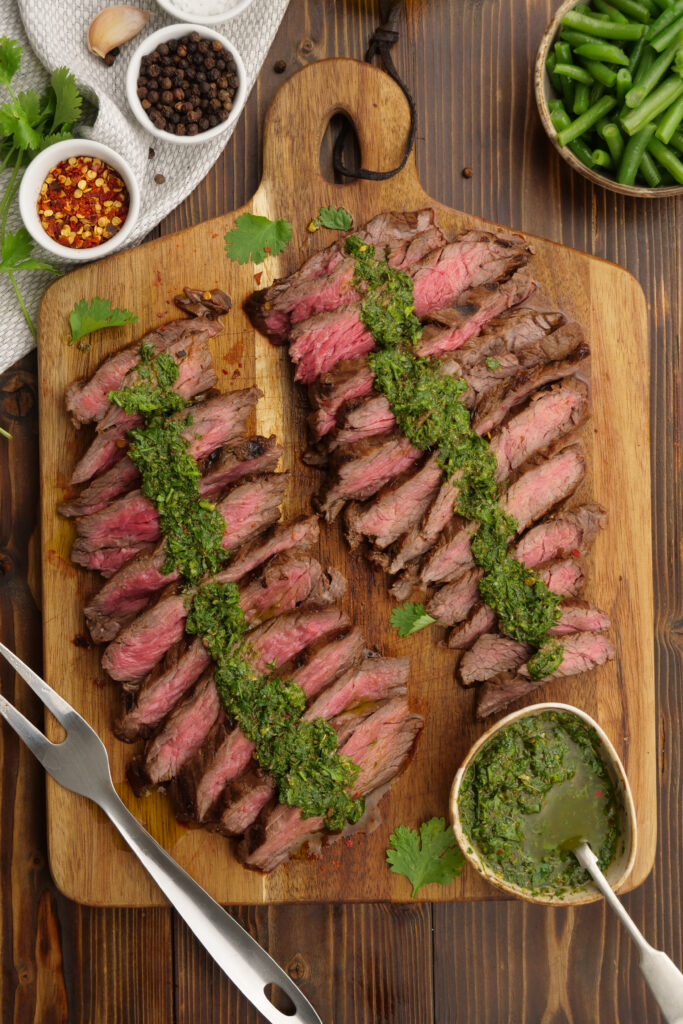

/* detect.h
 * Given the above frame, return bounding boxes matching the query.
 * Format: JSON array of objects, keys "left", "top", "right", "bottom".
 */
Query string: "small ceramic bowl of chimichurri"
[{"left": 450, "top": 703, "right": 637, "bottom": 905}]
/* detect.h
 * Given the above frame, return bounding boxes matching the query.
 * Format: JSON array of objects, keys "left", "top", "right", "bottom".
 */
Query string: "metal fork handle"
[{"left": 98, "top": 787, "right": 321, "bottom": 1024}]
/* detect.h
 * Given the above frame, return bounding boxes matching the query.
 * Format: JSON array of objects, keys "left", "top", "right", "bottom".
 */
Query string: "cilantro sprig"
[
  {"left": 224, "top": 212, "right": 292, "bottom": 265},
  {"left": 389, "top": 601, "right": 436, "bottom": 637},
  {"left": 69, "top": 297, "right": 138, "bottom": 348},
  {"left": 387, "top": 817, "right": 465, "bottom": 898},
  {"left": 309, "top": 204, "right": 353, "bottom": 232},
  {"left": 0, "top": 38, "right": 84, "bottom": 337}
]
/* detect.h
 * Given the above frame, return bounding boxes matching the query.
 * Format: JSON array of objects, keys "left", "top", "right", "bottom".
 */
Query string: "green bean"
[
  {"left": 647, "top": 133, "right": 683, "bottom": 177},
  {"left": 590, "top": 81, "right": 608, "bottom": 103},
  {"left": 633, "top": 45, "right": 656, "bottom": 82},
  {"left": 594, "top": 0, "right": 631, "bottom": 20},
  {"left": 560, "top": 27, "right": 604, "bottom": 46},
  {"left": 574, "top": 82, "right": 592, "bottom": 112},
  {"left": 617, "top": 68, "right": 634, "bottom": 101},
  {"left": 638, "top": 149, "right": 663, "bottom": 182},
  {"left": 550, "top": 107, "right": 596, "bottom": 165},
  {"left": 606, "top": 0, "right": 654, "bottom": 21},
  {"left": 669, "top": 126, "right": 683, "bottom": 150},
  {"left": 549, "top": 97, "right": 568, "bottom": 113},
  {"left": 557, "top": 94, "right": 618, "bottom": 144},
  {"left": 617, "top": 122, "right": 657, "bottom": 181},
  {"left": 655, "top": 90, "right": 683, "bottom": 137},
  {"left": 651, "top": 12, "right": 683, "bottom": 48},
  {"left": 555, "top": 40, "right": 574, "bottom": 63},
  {"left": 646, "top": 0, "right": 683, "bottom": 38},
  {"left": 561, "top": 9, "right": 647, "bottom": 37},
  {"left": 625, "top": 33, "right": 683, "bottom": 105},
  {"left": 592, "top": 147, "right": 615, "bottom": 164},
  {"left": 578, "top": 57, "right": 619, "bottom": 85},
  {"left": 603, "top": 120, "right": 627, "bottom": 159},
  {"left": 576, "top": 41, "right": 631, "bottom": 62},
  {"left": 653, "top": 0, "right": 675, "bottom": 9},
  {"left": 554, "top": 62, "right": 596, "bottom": 83},
  {"left": 621, "top": 74, "right": 683, "bottom": 132},
  {"left": 628, "top": 35, "right": 647, "bottom": 73}
]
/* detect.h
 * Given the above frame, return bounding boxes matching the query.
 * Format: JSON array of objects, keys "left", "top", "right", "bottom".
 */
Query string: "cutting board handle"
[{"left": 261, "top": 58, "right": 416, "bottom": 191}]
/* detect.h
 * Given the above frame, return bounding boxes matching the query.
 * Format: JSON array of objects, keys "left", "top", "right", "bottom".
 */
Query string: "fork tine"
[
  {"left": 0, "top": 642, "right": 73, "bottom": 727},
  {"left": 0, "top": 693, "right": 55, "bottom": 765}
]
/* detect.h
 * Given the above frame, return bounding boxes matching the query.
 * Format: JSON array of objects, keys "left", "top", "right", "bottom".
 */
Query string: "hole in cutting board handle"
[
  {"left": 319, "top": 113, "right": 361, "bottom": 184},
  {"left": 264, "top": 982, "right": 297, "bottom": 1016}
]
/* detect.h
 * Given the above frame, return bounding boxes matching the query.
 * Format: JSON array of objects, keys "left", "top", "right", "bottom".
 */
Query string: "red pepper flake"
[
  {"left": 344, "top": 838, "right": 353, "bottom": 848},
  {"left": 212, "top": 232, "right": 219, "bottom": 238},
  {"left": 571, "top": 548, "right": 580, "bottom": 557},
  {"left": 36, "top": 155, "right": 129, "bottom": 250},
  {"left": 154, "top": 270, "right": 162, "bottom": 285},
  {"left": 232, "top": 368, "right": 240, "bottom": 378},
  {"left": 595, "top": 788, "right": 604, "bottom": 798},
  {"left": 221, "top": 369, "right": 229, "bottom": 375},
  {"left": 263, "top": 246, "right": 271, "bottom": 253},
  {"left": 254, "top": 271, "right": 263, "bottom": 285}
]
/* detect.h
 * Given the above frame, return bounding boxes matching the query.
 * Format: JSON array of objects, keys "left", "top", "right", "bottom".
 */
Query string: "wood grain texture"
[
  {"left": 37, "top": 55, "right": 654, "bottom": 907},
  {"left": 1, "top": 0, "right": 681, "bottom": 1020}
]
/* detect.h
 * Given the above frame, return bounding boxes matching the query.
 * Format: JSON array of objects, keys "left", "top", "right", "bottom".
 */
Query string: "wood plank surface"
[
  {"left": 1, "top": 0, "right": 680, "bottom": 1020},
  {"left": 37, "top": 55, "right": 654, "bottom": 907}
]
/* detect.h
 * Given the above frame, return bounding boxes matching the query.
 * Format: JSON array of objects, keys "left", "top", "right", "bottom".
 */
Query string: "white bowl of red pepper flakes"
[{"left": 18, "top": 139, "right": 140, "bottom": 261}]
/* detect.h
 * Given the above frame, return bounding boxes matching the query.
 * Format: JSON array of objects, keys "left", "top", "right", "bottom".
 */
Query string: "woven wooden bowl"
[{"left": 535, "top": 0, "right": 683, "bottom": 198}]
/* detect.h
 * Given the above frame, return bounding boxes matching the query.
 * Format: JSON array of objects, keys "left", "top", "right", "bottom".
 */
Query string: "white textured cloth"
[{"left": 0, "top": 0, "right": 290, "bottom": 372}]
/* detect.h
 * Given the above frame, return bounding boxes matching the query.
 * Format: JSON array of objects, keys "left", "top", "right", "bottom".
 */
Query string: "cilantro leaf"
[
  {"left": 387, "top": 817, "right": 465, "bottom": 898},
  {"left": 0, "top": 98, "right": 42, "bottom": 151},
  {"left": 389, "top": 601, "right": 436, "bottom": 638},
  {"left": 69, "top": 297, "right": 138, "bottom": 344},
  {"left": 0, "top": 228, "right": 59, "bottom": 274},
  {"left": 316, "top": 205, "right": 353, "bottom": 231},
  {"left": 0, "top": 37, "right": 22, "bottom": 89},
  {"left": 49, "top": 67, "right": 82, "bottom": 131},
  {"left": 224, "top": 212, "right": 292, "bottom": 265}
]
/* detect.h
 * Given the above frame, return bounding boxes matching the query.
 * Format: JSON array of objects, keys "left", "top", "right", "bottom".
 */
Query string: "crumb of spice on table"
[{"left": 37, "top": 155, "right": 129, "bottom": 249}]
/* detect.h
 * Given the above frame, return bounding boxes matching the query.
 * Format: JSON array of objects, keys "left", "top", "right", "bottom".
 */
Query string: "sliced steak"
[
  {"left": 415, "top": 267, "right": 535, "bottom": 358},
  {"left": 70, "top": 334, "right": 218, "bottom": 484},
  {"left": 459, "top": 634, "right": 532, "bottom": 685},
  {"left": 245, "top": 210, "right": 444, "bottom": 342},
  {"left": 325, "top": 394, "right": 397, "bottom": 451},
  {"left": 444, "top": 307, "right": 566, "bottom": 373},
  {"left": 114, "top": 638, "right": 211, "bottom": 741},
  {"left": 289, "top": 304, "right": 375, "bottom": 384},
  {"left": 248, "top": 607, "right": 351, "bottom": 673},
  {"left": 74, "top": 470, "right": 285, "bottom": 577},
  {"left": 173, "top": 287, "right": 231, "bottom": 319},
  {"left": 289, "top": 627, "right": 366, "bottom": 700},
  {"left": 477, "top": 631, "right": 616, "bottom": 718},
  {"left": 472, "top": 344, "right": 590, "bottom": 436},
  {"left": 307, "top": 357, "right": 375, "bottom": 440},
  {"left": 388, "top": 480, "right": 457, "bottom": 576},
  {"left": 513, "top": 503, "right": 607, "bottom": 569},
  {"left": 426, "top": 568, "right": 484, "bottom": 625},
  {"left": 344, "top": 455, "right": 443, "bottom": 551},
  {"left": 197, "top": 436, "right": 283, "bottom": 500},
  {"left": 550, "top": 599, "right": 611, "bottom": 635},
  {"left": 128, "top": 672, "right": 222, "bottom": 791},
  {"left": 215, "top": 768, "right": 277, "bottom": 836},
  {"left": 447, "top": 603, "right": 498, "bottom": 649},
  {"left": 65, "top": 316, "right": 223, "bottom": 428},
  {"left": 216, "top": 516, "right": 319, "bottom": 584},
  {"left": 238, "top": 697, "right": 423, "bottom": 872},
  {"left": 315, "top": 433, "right": 422, "bottom": 522},
  {"left": 239, "top": 552, "right": 324, "bottom": 624},
  {"left": 59, "top": 458, "right": 142, "bottom": 518}
]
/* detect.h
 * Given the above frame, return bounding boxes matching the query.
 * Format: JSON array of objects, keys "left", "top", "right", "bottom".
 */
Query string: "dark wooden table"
[{"left": 1, "top": 1, "right": 680, "bottom": 1020}]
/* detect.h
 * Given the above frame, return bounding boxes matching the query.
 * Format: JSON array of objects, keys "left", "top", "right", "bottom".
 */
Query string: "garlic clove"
[{"left": 88, "top": 5, "right": 151, "bottom": 59}]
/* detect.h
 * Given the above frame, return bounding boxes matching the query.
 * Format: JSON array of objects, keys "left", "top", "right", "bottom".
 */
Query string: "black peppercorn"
[
  {"left": 161, "top": 90, "right": 173, "bottom": 104},
  {"left": 160, "top": 76, "right": 172, "bottom": 90}
]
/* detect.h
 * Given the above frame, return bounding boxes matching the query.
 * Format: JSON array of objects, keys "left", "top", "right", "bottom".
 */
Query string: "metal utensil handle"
[{"left": 100, "top": 788, "right": 322, "bottom": 1024}]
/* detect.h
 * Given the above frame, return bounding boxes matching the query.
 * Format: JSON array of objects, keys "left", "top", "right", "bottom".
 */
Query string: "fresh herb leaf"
[
  {"left": 69, "top": 297, "right": 138, "bottom": 344},
  {"left": 224, "top": 212, "right": 292, "bottom": 265},
  {"left": 389, "top": 601, "right": 436, "bottom": 637},
  {"left": 316, "top": 204, "right": 353, "bottom": 230},
  {"left": 49, "top": 67, "right": 82, "bottom": 131},
  {"left": 0, "top": 96, "right": 42, "bottom": 151},
  {"left": 387, "top": 817, "right": 465, "bottom": 898},
  {"left": 0, "top": 228, "right": 59, "bottom": 273},
  {"left": 0, "top": 37, "right": 22, "bottom": 89},
  {"left": 485, "top": 356, "right": 501, "bottom": 370}
]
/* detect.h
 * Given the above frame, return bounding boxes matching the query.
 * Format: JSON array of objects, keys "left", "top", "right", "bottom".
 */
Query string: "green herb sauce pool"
[{"left": 457, "top": 711, "right": 620, "bottom": 893}]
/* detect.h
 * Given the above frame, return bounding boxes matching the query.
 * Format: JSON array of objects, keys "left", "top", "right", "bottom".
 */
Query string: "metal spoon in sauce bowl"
[{"left": 573, "top": 841, "right": 683, "bottom": 1024}]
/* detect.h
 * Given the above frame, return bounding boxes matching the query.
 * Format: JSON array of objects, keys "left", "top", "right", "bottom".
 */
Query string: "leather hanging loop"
[{"left": 333, "top": 0, "right": 417, "bottom": 182}]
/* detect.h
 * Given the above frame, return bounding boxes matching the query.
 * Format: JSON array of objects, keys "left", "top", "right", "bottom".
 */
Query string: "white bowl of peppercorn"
[
  {"left": 125, "top": 23, "right": 246, "bottom": 143},
  {"left": 18, "top": 138, "right": 140, "bottom": 261}
]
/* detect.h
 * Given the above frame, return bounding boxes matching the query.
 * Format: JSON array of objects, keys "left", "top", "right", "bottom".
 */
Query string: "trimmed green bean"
[
  {"left": 633, "top": 45, "right": 656, "bottom": 81},
  {"left": 549, "top": 97, "right": 568, "bottom": 113},
  {"left": 646, "top": 0, "right": 683, "bottom": 38},
  {"left": 669, "top": 126, "right": 683, "bottom": 150},
  {"left": 651, "top": 12, "right": 683, "bottom": 48},
  {"left": 653, "top": 0, "right": 675, "bottom": 9},
  {"left": 624, "top": 33, "right": 683, "bottom": 105},
  {"left": 617, "top": 68, "right": 634, "bottom": 101},
  {"left": 554, "top": 62, "right": 596, "bottom": 83},
  {"left": 560, "top": 27, "right": 605, "bottom": 46},
  {"left": 555, "top": 40, "right": 574, "bottom": 63},
  {"left": 606, "top": 0, "right": 654, "bottom": 21},
  {"left": 591, "top": 81, "right": 608, "bottom": 102},
  {"left": 556, "top": 95, "right": 618, "bottom": 145},
  {"left": 561, "top": 9, "right": 646, "bottom": 38},
  {"left": 638, "top": 149, "right": 663, "bottom": 182},
  {"left": 655, "top": 90, "right": 683, "bottom": 138},
  {"left": 550, "top": 107, "right": 596, "bottom": 166},
  {"left": 617, "top": 122, "right": 657, "bottom": 181},
  {"left": 647, "top": 132, "right": 683, "bottom": 177},
  {"left": 578, "top": 57, "right": 619, "bottom": 85},
  {"left": 603, "top": 120, "right": 627, "bottom": 159},
  {"left": 621, "top": 74, "right": 683, "bottom": 132},
  {"left": 628, "top": 36, "right": 647, "bottom": 73},
  {"left": 576, "top": 41, "right": 631, "bottom": 62},
  {"left": 592, "top": 147, "right": 614, "bottom": 164},
  {"left": 594, "top": 0, "right": 631, "bottom": 20},
  {"left": 574, "top": 82, "right": 592, "bottom": 112}
]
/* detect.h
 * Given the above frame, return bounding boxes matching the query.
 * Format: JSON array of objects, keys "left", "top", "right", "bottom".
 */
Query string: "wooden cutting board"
[{"left": 37, "top": 59, "right": 654, "bottom": 906}]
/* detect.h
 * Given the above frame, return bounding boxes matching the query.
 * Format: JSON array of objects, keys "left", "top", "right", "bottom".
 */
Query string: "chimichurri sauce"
[
  {"left": 345, "top": 236, "right": 564, "bottom": 679},
  {"left": 457, "top": 711, "right": 620, "bottom": 893}
]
